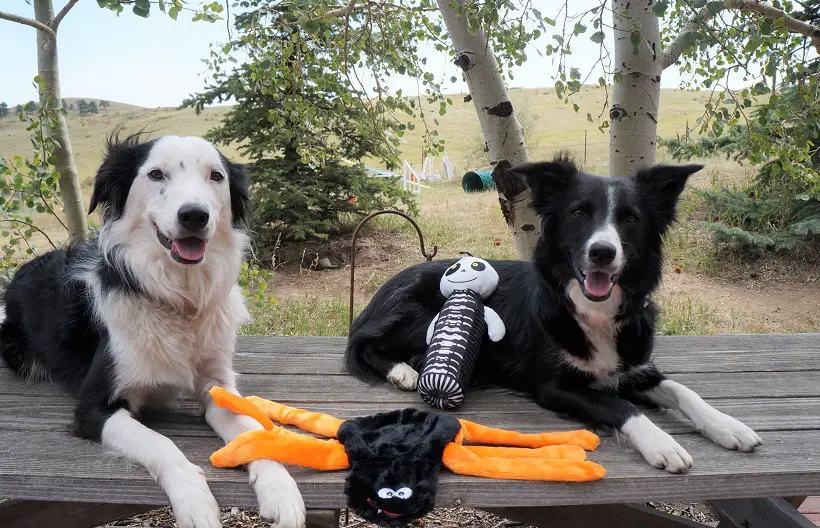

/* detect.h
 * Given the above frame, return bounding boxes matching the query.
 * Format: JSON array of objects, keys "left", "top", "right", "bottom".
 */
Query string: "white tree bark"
[
  {"left": 609, "top": 0, "right": 663, "bottom": 176},
  {"left": 609, "top": 0, "right": 820, "bottom": 177},
  {"left": 437, "top": 0, "right": 538, "bottom": 260},
  {"left": 33, "top": 0, "right": 87, "bottom": 244}
]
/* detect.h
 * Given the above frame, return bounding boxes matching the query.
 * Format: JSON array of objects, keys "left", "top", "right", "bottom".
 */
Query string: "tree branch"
[
  {"left": 0, "top": 10, "right": 56, "bottom": 39},
  {"left": 661, "top": 0, "right": 820, "bottom": 70},
  {"left": 52, "top": 0, "right": 80, "bottom": 30}
]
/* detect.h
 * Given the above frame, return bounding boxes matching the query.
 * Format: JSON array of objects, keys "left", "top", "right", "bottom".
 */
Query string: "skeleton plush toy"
[{"left": 418, "top": 255, "right": 505, "bottom": 409}]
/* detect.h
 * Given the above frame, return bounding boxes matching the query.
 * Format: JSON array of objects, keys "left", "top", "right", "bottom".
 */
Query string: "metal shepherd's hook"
[{"left": 348, "top": 210, "right": 437, "bottom": 333}]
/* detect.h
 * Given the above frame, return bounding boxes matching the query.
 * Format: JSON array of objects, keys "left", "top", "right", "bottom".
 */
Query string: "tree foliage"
[
  {"left": 0, "top": 103, "right": 8, "bottom": 118},
  {"left": 182, "top": 1, "right": 418, "bottom": 245}
]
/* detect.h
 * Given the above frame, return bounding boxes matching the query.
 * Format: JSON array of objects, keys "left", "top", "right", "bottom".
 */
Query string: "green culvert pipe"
[{"left": 462, "top": 169, "right": 495, "bottom": 192}]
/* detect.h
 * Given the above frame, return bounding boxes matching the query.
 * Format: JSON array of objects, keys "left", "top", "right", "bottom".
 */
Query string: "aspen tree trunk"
[{"left": 437, "top": 0, "right": 539, "bottom": 260}]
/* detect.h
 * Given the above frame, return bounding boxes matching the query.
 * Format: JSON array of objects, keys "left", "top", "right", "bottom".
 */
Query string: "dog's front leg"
[
  {"left": 97, "top": 408, "right": 222, "bottom": 528},
  {"left": 642, "top": 378, "right": 762, "bottom": 451},
  {"left": 199, "top": 379, "right": 306, "bottom": 528},
  {"left": 536, "top": 381, "right": 693, "bottom": 473}
]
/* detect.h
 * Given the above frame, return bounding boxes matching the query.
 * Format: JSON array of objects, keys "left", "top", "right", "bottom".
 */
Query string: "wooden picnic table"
[{"left": 1, "top": 333, "right": 819, "bottom": 528}]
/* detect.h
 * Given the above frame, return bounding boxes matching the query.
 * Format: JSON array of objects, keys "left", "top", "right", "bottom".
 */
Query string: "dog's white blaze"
[
  {"left": 584, "top": 185, "right": 624, "bottom": 271},
  {"left": 102, "top": 409, "right": 222, "bottom": 528},
  {"left": 645, "top": 380, "right": 762, "bottom": 451},
  {"left": 563, "top": 281, "right": 622, "bottom": 379},
  {"left": 620, "top": 414, "right": 693, "bottom": 473}
]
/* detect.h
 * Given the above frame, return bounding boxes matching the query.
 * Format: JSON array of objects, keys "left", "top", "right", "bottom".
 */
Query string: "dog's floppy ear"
[
  {"left": 508, "top": 152, "right": 579, "bottom": 209},
  {"left": 635, "top": 163, "right": 703, "bottom": 232},
  {"left": 221, "top": 153, "right": 250, "bottom": 229},
  {"left": 89, "top": 129, "right": 152, "bottom": 222}
]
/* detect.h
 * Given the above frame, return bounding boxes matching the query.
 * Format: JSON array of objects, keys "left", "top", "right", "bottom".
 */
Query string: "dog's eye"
[
  {"left": 148, "top": 169, "right": 164, "bottom": 181},
  {"left": 571, "top": 208, "right": 584, "bottom": 218},
  {"left": 210, "top": 171, "right": 224, "bottom": 182},
  {"left": 625, "top": 214, "right": 639, "bottom": 223}
]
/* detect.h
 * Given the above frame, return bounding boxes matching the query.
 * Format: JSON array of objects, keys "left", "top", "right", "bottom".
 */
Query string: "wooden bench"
[{"left": 1, "top": 333, "right": 819, "bottom": 528}]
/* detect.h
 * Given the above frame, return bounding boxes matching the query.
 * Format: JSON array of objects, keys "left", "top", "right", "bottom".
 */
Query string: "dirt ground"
[{"left": 270, "top": 232, "right": 820, "bottom": 333}]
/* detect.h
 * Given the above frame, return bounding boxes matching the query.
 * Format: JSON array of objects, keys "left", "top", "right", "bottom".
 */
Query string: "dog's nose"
[
  {"left": 588, "top": 242, "right": 617, "bottom": 265},
  {"left": 177, "top": 203, "right": 210, "bottom": 231}
]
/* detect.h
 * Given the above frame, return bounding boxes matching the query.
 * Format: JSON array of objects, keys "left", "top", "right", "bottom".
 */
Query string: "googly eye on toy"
[{"left": 417, "top": 255, "right": 506, "bottom": 410}]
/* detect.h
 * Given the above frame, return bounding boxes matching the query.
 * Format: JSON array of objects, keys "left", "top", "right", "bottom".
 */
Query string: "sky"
[{"left": 0, "top": 0, "right": 697, "bottom": 108}]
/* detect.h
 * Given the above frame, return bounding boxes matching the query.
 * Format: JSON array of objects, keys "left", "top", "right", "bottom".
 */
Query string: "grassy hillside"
[{"left": 0, "top": 86, "right": 737, "bottom": 201}]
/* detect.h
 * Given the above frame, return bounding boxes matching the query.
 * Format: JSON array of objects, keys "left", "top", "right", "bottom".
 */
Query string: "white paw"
[
  {"left": 621, "top": 414, "right": 693, "bottom": 474},
  {"left": 161, "top": 462, "right": 222, "bottom": 528},
  {"left": 699, "top": 412, "right": 762, "bottom": 452},
  {"left": 249, "top": 460, "right": 306, "bottom": 528},
  {"left": 387, "top": 363, "right": 419, "bottom": 391}
]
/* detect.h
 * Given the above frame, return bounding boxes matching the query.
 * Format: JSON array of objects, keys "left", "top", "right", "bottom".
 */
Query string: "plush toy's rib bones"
[{"left": 208, "top": 387, "right": 606, "bottom": 482}]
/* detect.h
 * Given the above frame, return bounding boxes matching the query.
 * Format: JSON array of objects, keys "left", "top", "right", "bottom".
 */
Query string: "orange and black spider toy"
[{"left": 209, "top": 388, "right": 606, "bottom": 527}]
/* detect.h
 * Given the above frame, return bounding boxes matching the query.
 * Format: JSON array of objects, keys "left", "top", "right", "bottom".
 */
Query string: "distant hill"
[
  {"left": 0, "top": 86, "right": 719, "bottom": 196},
  {"left": 61, "top": 98, "right": 144, "bottom": 113}
]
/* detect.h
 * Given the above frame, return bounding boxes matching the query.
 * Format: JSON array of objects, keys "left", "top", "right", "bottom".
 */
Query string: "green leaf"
[
  {"left": 302, "top": 19, "right": 321, "bottom": 34},
  {"left": 543, "top": 16, "right": 556, "bottom": 26},
  {"left": 630, "top": 31, "right": 641, "bottom": 48},
  {"left": 168, "top": 6, "right": 180, "bottom": 20},
  {"left": 705, "top": 1, "right": 725, "bottom": 15},
  {"left": 692, "top": 0, "right": 707, "bottom": 6},
  {"left": 652, "top": 0, "right": 669, "bottom": 17},
  {"left": 133, "top": 0, "right": 150, "bottom": 17},
  {"left": 760, "top": 18, "right": 773, "bottom": 35},
  {"left": 587, "top": 113, "right": 593, "bottom": 123},
  {"left": 573, "top": 23, "right": 587, "bottom": 35},
  {"left": 590, "top": 31, "right": 605, "bottom": 44}
]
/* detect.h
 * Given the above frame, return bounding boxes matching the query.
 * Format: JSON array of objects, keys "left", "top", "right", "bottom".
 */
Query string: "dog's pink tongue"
[
  {"left": 585, "top": 271, "right": 613, "bottom": 297},
  {"left": 171, "top": 238, "right": 207, "bottom": 261}
]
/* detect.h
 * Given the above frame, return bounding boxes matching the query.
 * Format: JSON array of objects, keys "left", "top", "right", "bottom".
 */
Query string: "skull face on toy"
[{"left": 439, "top": 256, "right": 499, "bottom": 298}]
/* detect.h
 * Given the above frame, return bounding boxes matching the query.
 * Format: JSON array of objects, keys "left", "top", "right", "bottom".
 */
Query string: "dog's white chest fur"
[{"left": 563, "top": 280, "right": 622, "bottom": 381}]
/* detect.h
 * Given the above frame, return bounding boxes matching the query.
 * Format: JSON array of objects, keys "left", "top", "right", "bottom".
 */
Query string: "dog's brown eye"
[
  {"left": 210, "top": 171, "right": 224, "bottom": 182},
  {"left": 571, "top": 208, "right": 584, "bottom": 218},
  {"left": 148, "top": 169, "right": 164, "bottom": 181}
]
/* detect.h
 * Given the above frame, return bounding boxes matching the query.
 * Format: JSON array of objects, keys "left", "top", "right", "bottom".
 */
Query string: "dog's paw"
[
  {"left": 699, "top": 413, "right": 762, "bottom": 452},
  {"left": 387, "top": 363, "right": 419, "bottom": 391},
  {"left": 621, "top": 415, "right": 693, "bottom": 474},
  {"left": 161, "top": 462, "right": 222, "bottom": 528},
  {"left": 249, "top": 460, "right": 306, "bottom": 528}
]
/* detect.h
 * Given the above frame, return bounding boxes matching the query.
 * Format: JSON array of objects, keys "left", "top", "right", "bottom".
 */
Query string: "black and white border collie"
[
  {"left": 346, "top": 154, "right": 762, "bottom": 473},
  {"left": 0, "top": 133, "right": 305, "bottom": 528}
]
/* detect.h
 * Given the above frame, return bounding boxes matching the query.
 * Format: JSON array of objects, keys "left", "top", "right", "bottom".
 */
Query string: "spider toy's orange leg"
[
  {"left": 210, "top": 426, "right": 350, "bottom": 471},
  {"left": 463, "top": 444, "right": 587, "bottom": 461},
  {"left": 457, "top": 419, "right": 600, "bottom": 451},
  {"left": 443, "top": 443, "right": 606, "bottom": 482},
  {"left": 209, "top": 387, "right": 344, "bottom": 438}
]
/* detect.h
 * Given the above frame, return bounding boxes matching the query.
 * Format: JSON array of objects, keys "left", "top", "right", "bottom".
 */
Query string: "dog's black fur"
[{"left": 345, "top": 154, "right": 703, "bottom": 435}]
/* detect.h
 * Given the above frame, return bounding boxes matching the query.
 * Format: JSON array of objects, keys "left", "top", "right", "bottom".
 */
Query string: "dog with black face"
[
  {"left": 346, "top": 153, "right": 762, "bottom": 474},
  {"left": 0, "top": 132, "right": 305, "bottom": 528}
]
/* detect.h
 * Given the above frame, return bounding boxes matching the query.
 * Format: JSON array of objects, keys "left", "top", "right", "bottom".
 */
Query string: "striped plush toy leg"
[{"left": 418, "top": 289, "right": 486, "bottom": 409}]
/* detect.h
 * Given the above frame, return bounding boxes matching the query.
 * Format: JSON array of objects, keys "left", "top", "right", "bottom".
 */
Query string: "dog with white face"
[{"left": 0, "top": 132, "right": 306, "bottom": 528}]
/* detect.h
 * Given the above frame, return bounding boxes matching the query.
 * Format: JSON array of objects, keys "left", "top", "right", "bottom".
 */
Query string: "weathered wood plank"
[
  {"left": 0, "top": 499, "right": 155, "bottom": 528},
  {"left": 1, "top": 396, "right": 818, "bottom": 437},
  {"left": 487, "top": 505, "right": 709, "bottom": 528},
  {"left": 713, "top": 497, "right": 816, "bottom": 528},
  {"left": 0, "top": 429, "right": 818, "bottom": 509},
  {"left": 5, "top": 369, "right": 814, "bottom": 400},
  {"left": 227, "top": 350, "right": 820, "bottom": 376},
  {"left": 230, "top": 335, "right": 820, "bottom": 375},
  {"left": 305, "top": 509, "right": 340, "bottom": 528}
]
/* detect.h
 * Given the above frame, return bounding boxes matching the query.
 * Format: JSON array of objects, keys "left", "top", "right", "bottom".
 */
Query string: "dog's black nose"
[
  {"left": 177, "top": 204, "right": 210, "bottom": 231},
  {"left": 588, "top": 242, "right": 617, "bottom": 265}
]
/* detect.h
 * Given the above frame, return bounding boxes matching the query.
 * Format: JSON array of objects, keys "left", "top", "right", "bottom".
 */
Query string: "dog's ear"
[
  {"left": 221, "top": 153, "right": 250, "bottom": 229},
  {"left": 89, "top": 130, "right": 152, "bottom": 221},
  {"left": 635, "top": 163, "right": 703, "bottom": 232},
  {"left": 508, "top": 152, "right": 579, "bottom": 209}
]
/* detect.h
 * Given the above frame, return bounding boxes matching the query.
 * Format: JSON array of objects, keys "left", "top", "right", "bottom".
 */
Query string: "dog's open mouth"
[
  {"left": 154, "top": 224, "right": 207, "bottom": 264},
  {"left": 577, "top": 268, "right": 616, "bottom": 301}
]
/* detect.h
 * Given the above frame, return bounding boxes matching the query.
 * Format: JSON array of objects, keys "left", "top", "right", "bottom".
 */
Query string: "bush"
[{"left": 249, "top": 158, "right": 418, "bottom": 251}]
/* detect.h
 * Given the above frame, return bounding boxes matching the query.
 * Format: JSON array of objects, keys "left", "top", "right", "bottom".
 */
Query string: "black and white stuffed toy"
[{"left": 417, "top": 256, "right": 505, "bottom": 409}]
